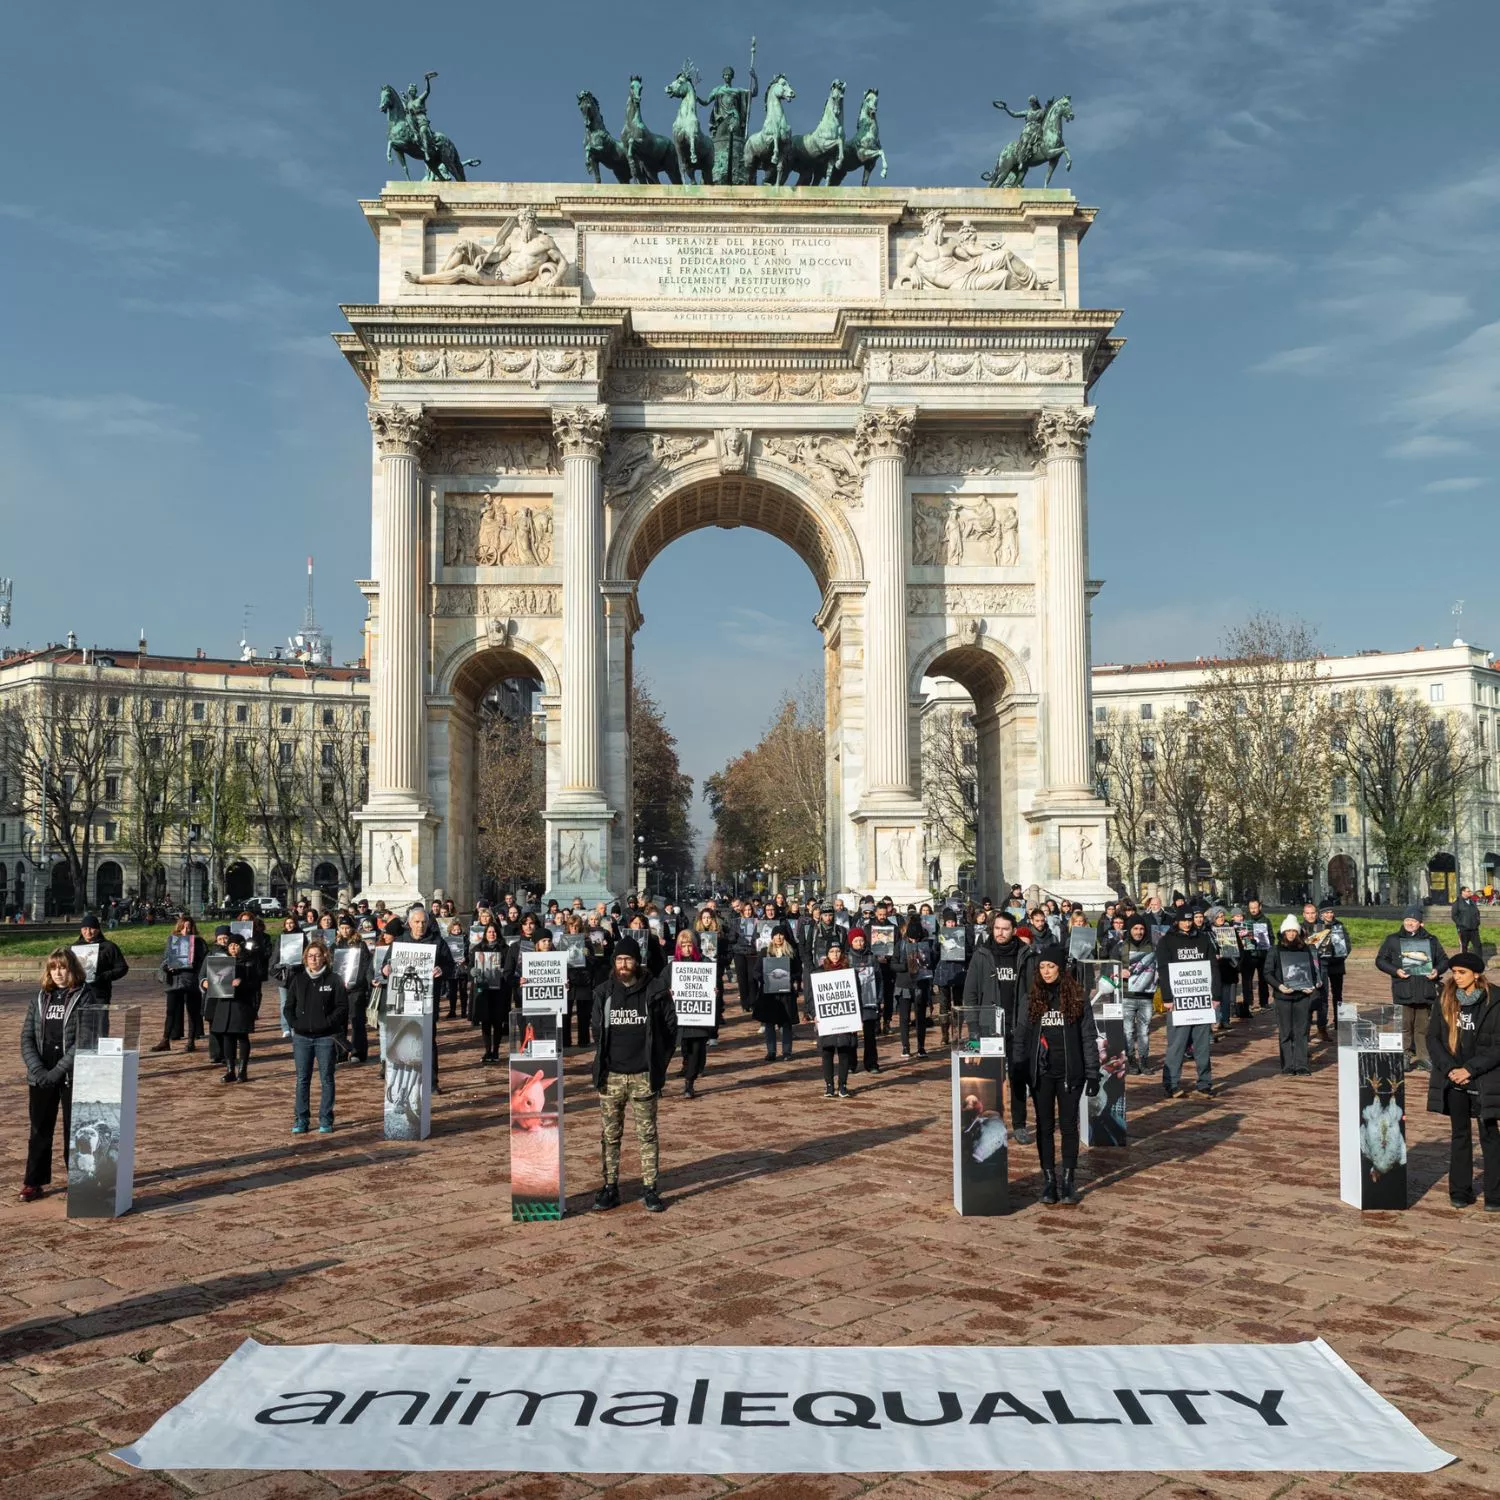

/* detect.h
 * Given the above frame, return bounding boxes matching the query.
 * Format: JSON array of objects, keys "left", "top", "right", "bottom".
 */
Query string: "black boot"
[
  {"left": 237, "top": 1061, "right": 249, "bottom": 1082},
  {"left": 1061, "top": 1167, "right": 1080, "bottom": 1205},
  {"left": 1040, "top": 1169, "right": 1059, "bottom": 1206}
]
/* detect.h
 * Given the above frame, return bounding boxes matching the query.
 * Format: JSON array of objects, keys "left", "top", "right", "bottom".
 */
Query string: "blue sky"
[{"left": 4, "top": 0, "right": 1497, "bottom": 841}]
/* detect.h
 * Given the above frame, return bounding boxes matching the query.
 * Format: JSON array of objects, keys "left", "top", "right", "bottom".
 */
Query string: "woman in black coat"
[
  {"left": 1426, "top": 952, "right": 1500, "bottom": 1209},
  {"left": 20, "top": 949, "right": 94, "bottom": 1201},
  {"left": 1012, "top": 945, "right": 1101, "bottom": 1207},
  {"left": 670, "top": 928, "right": 713, "bottom": 1098},
  {"left": 894, "top": 914, "right": 935, "bottom": 1060},
  {"left": 810, "top": 943, "right": 857, "bottom": 1099},
  {"left": 470, "top": 923, "right": 508, "bottom": 1064},
  {"left": 154, "top": 916, "right": 206, "bottom": 1052},
  {"left": 752, "top": 931, "right": 801, "bottom": 1062},
  {"left": 205, "top": 932, "right": 261, "bottom": 1083}
]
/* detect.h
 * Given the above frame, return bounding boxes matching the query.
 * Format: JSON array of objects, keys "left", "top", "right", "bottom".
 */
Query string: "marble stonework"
[{"left": 341, "top": 182, "right": 1121, "bottom": 907}]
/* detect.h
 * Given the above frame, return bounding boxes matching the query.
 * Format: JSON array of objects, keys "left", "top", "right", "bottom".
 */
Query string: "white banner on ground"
[
  {"left": 810, "top": 970, "right": 861, "bottom": 1037},
  {"left": 117, "top": 1340, "right": 1451, "bottom": 1474},
  {"left": 671, "top": 961, "right": 717, "bottom": 1029}
]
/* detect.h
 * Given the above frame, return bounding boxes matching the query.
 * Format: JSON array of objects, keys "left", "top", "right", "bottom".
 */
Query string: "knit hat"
[
  {"left": 1404, "top": 905, "right": 1422, "bottom": 921},
  {"left": 214, "top": 924, "right": 232, "bottom": 938},
  {"left": 80, "top": 913, "right": 101, "bottom": 932},
  {"left": 1445, "top": 951, "right": 1485, "bottom": 976},
  {"left": 383, "top": 917, "right": 406, "bottom": 938},
  {"left": 614, "top": 936, "right": 642, "bottom": 961},
  {"left": 1279, "top": 914, "right": 1300, "bottom": 934},
  {"left": 1035, "top": 943, "right": 1068, "bottom": 968}
]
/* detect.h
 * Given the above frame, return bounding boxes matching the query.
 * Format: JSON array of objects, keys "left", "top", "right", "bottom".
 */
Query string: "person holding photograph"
[
  {"left": 754, "top": 930, "right": 801, "bottom": 1062},
  {"left": 846, "top": 925, "right": 883, "bottom": 1075},
  {"left": 670, "top": 928, "right": 712, "bottom": 1097},
  {"left": 933, "top": 909, "right": 969, "bottom": 1048},
  {"left": 1209, "top": 909, "right": 1242, "bottom": 1036},
  {"left": 19, "top": 949, "right": 93, "bottom": 1202},
  {"left": 153, "top": 916, "right": 205, "bottom": 1053},
  {"left": 206, "top": 931, "right": 260, "bottom": 1083},
  {"left": 894, "top": 913, "right": 934, "bottom": 1059},
  {"left": 444, "top": 918, "right": 471, "bottom": 1021},
  {"left": 962, "top": 912, "right": 1037, "bottom": 1141},
  {"left": 1376, "top": 907, "right": 1449, "bottom": 1072},
  {"left": 1012, "top": 944, "right": 1101, "bottom": 1207},
  {"left": 1154, "top": 905, "right": 1219, "bottom": 1100},
  {"left": 693, "top": 908, "right": 725, "bottom": 1030},
  {"left": 1265, "top": 914, "right": 1320, "bottom": 1076},
  {"left": 386, "top": 904, "right": 454, "bottom": 1092},
  {"left": 74, "top": 914, "right": 128, "bottom": 1006},
  {"left": 1427, "top": 952, "right": 1500, "bottom": 1209},
  {"left": 333, "top": 915, "right": 373, "bottom": 1063},
  {"left": 470, "top": 922, "right": 508, "bottom": 1064},
  {"left": 1315, "top": 898, "right": 1352, "bottom": 1025},
  {"left": 1118, "top": 916, "right": 1157, "bottom": 1075},
  {"left": 285, "top": 940, "right": 349, "bottom": 1135},
  {"left": 270, "top": 915, "right": 305, "bottom": 1040},
  {"left": 812, "top": 940, "right": 857, "bottom": 1099}
]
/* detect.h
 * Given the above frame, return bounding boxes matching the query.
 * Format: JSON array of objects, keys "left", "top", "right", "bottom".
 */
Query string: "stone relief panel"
[
  {"left": 443, "top": 494, "right": 554, "bottom": 567},
  {"left": 1059, "top": 824, "right": 1103, "bottom": 883},
  {"left": 408, "top": 210, "right": 571, "bottom": 291},
  {"left": 907, "top": 585, "right": 1035, "bottom": 616},
  {"left": 433, "top": 585, "right": 561, "bottom": 617},
  {"left": 601, "top": 432, "right": 712, "bottom": 507},
  {"left": 865, "top": 349, "right": 1075, "bottom": 384},
  {"left": 874, "top": 826, "right": 918, "bottom": 886},
  {"left": 911, "top": 494, "right": 1020, "bottom": 567},
  {"left": 557, "top": 828, "right": 603, "bottom": 885},
  {"left": 909, "top": 430, "right": 1036, "bottom": 476},
  {"left": 378, "top": 347, "right": 595, "bottom": 386},
  {"left": 604, "top": 367, "right": 864, "bottom": 403},
  {"left": 894, "top": 212, "right": 1053, "bottom": 293},
  {"left": 371, "top": 832, "right": 412, "bottom": 889},
  {"left": 427, "top": 431, "right": 559, "bottom": 475},
  {"left": 759, "top": 433, "right": 864, "bottom": 507}
]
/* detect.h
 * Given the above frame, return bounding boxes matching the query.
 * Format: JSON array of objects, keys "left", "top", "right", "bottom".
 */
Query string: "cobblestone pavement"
[{"left": 0, "top": 959, "right": 1496, "bottom": 1500}]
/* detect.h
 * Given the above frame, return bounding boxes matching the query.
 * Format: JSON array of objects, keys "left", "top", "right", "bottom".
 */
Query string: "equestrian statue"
[
  {"left": 984, "top": 94, "right": 1074, "bottom": 188},
  {"left": 380, "top": 72, "right": 478, "bottom": 182}
]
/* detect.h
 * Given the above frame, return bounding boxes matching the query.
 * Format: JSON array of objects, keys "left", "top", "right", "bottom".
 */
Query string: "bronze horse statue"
[
  {"left": 621, "top": 74, "right": 681, "bottom": 184},
  {"left": 379, "top": 83, "right": 478, "bottom": 182},
  {"left": 784, "top": 78, "right": 847, "bottom": 185},
  {"left": 743, "top": 73, "right": 796, "bottom": 186},
  {"left": 828, "top": 87, "right": 887, "bottom": 185},
  {"left": 578, "top": 90, "right": 630, "bottom": 183},
  {"left": 665, "top": 64, "right": 714, "bottom": 184}
]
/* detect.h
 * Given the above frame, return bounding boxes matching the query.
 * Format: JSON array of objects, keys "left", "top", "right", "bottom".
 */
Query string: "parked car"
[{"left": 240, "top": 895, "right": 285, "bottom": 917}]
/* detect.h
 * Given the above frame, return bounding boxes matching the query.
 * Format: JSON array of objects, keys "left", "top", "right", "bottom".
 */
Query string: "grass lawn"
[{"left": 0, "top": 925, "right": 185, "bottom": 959}]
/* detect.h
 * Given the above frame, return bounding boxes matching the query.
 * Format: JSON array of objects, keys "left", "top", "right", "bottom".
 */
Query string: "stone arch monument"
[{"left": 339, "top": 183, "right": 1121, "bottom": 908}]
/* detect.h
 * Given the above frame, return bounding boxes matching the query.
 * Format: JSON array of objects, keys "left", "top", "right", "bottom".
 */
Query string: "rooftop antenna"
[
  {"left": 303, "top": 555, "right": 317, "bottom": 634},
  {"left": 0, "top": 577, "right": 11, "bottom": 629},
  {"left": 1452, "top": 598, "right": 1466, "bottom": 649}
]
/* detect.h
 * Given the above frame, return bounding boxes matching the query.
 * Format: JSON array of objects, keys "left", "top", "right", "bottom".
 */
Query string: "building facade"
[{"left": 0, "top": 644, "right": 369, "bottom": 917}]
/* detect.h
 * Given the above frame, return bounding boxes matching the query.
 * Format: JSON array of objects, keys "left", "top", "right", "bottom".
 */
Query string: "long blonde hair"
[{"left": 768, "top": 933, "right": 791, "bottom": 957}]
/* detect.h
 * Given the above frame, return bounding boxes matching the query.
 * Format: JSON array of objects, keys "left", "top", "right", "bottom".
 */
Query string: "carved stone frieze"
[
  {"left": 909, "top": 429, "right": 1037, "bottom": 476},
  {"left": 911, "top": 494, "right": 1020, "bottom": 568},
  {"left": 443, "top": 495, "right": 555, "bottom": 567},
  {"left": 379, "top": 347, "right": 595, "bottom": 387},
  {"left": 426, "top": 429, "right": 559, "bottom": 475},
  {"left": 907, "top": 584, "right": 1035, "bottom": 616},
  {"left": 433, "top": 584, "right": 561, "bottom": 618},
  {"left": 601, "top": 431, "right": 712, "bottom": 506},
  {"left": 865, "top": 349, "right": 1076, "bottom": 384},
  {"left": 895, "top": 212, "right": 1054, "bottom": 293},
  {"left": 604, "top": 367, "right": 864, "bottom": 404},
  {"left": 758, "top": 433, "right": 864, "bottom": 507}
]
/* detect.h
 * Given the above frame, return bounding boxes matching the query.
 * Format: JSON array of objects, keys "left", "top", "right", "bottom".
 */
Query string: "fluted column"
[
  {"left": 857, "top": 406, "right": 917, "bottom": 798},
  {"left": 552, "top": 404, "right": 610, "bottom": 798},
  {"left": 368, "top": 403, "right": 432, "bottom": 803},
  {"left": 1035, "top": 405, "right": 1095, "bottom": 797}
]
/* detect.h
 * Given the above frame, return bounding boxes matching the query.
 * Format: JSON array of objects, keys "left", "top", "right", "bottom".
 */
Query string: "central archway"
[{"left": 604, "top": 457, "right": 865, "bottom": 894}]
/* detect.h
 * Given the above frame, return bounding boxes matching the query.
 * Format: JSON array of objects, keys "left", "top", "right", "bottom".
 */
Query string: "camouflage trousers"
[{"left": 599, "top": 1071, "right": 659, "bottom": 1187}]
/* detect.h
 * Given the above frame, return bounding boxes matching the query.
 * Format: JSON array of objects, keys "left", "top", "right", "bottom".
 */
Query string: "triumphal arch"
[{"left": 338, "top": 181, "right": 1121, "bottom": 909}]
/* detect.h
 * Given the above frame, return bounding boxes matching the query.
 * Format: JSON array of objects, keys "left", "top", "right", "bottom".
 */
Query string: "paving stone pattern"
[{"left": 0, "top": 960, "right": 1496, "bottom": 1499}]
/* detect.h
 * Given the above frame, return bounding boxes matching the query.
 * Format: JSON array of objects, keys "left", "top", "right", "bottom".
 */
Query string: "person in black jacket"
[
  {"left": 1013, "top": 945, "right": 1101, "bottom": 1207},
  {"left": 1426, "top": 953, "right": 1500, "bottom": 1208},
  {"left": 1265, "top": 914, "right": 1320, "bottom": 1076},
  {"left": 205, "top": 931, "right": 260, "bottom": 1082},
  {"left": 1452, "top": 888, "right": 1482, "bottom": 958},
  {"left": 590, "top": 937, "right": 676, "bottom": 1213},
  {"left": 1375, "top": 908, "right": 1449, "bottom": 1071},
  {"left": 285, "top": 941, "right": 349, "bottom": 1135},
  {"left": 385, "top": 905, "right": 455, "bottom": 1093},
  {"left": 332, "top": 915, "right": 373, "bottom": 1062},
  {"left": 961, "top": 913, "right": 1037, "bottom": 1143},
  {"left": 894, "top": 914, "right": 934, "bottom": 1059},
  {"left": 74, "top": 915, "right": 128, "bottom": 1005},
  {"left": 153, "top": 916, "right": 206, "bottom": 1053},
  {"left": 670, "top": 928, "right": 713, "bottom": 1097},
  {"left": 470, "top": 922, "right": 508, "bottom": 1063},
  {"left": 1155, "top": 907, "right": 1219, "bottom": 1099},
  {"left": 752, "top": 930, "right": 801, "bottom": 1061},
  {"left": 19, "top": 949, "right": 94, "bottom": 1201}
]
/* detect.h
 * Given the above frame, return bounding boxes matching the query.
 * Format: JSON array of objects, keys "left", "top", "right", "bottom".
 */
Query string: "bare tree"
[
  {"left": 1200, "top": 614, "right": 1336, "bottom": 899},
  {"left": 1336, "top": 688, "right": 1482, "bottom": 903},
  {"left": 922, "top": 701, "right": 977, "bottom": 868},
  {"left": 1152, "top": 709, "right": 1210, "bottom": 892},
  {"left": 312, "top": 704, "right": 368, "bottom": 891},
  {"left": 1095, "top": 709, "right": 1153, "bottom": 893},
  {"left": 189, "top": 715, "right": 249, "bottom": 907},
  {"left": 632, "top": 680, "right": 696, "bottom": 879},
  {"left": 122, "top": 693, "right": 189, "bottom": 903},
  {"left": 475, "top": 697, "right": 545, "bottom": 891},
  {"left": 240, "top": 708, "right": 310, "bottom": 901}
]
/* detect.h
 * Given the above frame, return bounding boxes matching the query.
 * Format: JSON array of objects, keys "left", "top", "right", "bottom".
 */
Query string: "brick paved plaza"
[{"left": 1, "top": 959, "right": 1496, "bottom": 1500}]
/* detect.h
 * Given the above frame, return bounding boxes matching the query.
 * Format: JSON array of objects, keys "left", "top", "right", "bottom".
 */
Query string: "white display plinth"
[
  {"left": 68, "top": 1043, "right": 138, "bottom": 1218},
  {"left": 1338, "top": 1006, "right": 1408, "bottom": 1211},
  {"left": 381, "top": 1007, "right": 433, "bottom": 1141}
]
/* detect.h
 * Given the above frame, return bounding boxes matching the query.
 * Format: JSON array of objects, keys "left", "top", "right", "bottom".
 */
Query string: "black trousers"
[
  {"left": 821, "top": 1048, "right": 850, "bottom": 1091},
  {"left": 897, "top": 984, "right": 930, "bottom": 1054},
  {"left": 682, "top": 1037, "right": 707, "bottom": 1086},
  {"left": 219, "top": 1033, "right": 250, "bottom": 1068},
  {"left": 879, "top": 966, "right": 894, "bottom": 1029},
  {"left": 164, "top": 986, "right": 203, "bottom": 1042},
  {"left": 1241, "top": 956, "right": 1269, "bottom": 1008},
  {"left": 734, "top": 953, "right": 754, "bottom": 1011},
  {"left": 481, "top": 1018, "right": 502, "bottom": 1055},
  {"left": 1446, "top": 1087, "right": 1500, "bottom": 1203},
  {"left": 861, "top": 1016, "right": 880, "bottom": 1071},
  {"left": 1009, "top": 1055, "right": 1031, "bottom": 1130},
  {"left": 26, "top": 1081, "right": 71, "bottom": 1189},
  {"left": 562, "top": 983, "right": 592, "bottom": 1048},
  {"left": 350, "top": 997, "right": 369, "bottom": 1062},
  {"left": 1459, "top": 929, "right": 1483, "bottom": 958},
  {"left": 1031, "top": 1072, "right": 1082, "bottom": 1173}
]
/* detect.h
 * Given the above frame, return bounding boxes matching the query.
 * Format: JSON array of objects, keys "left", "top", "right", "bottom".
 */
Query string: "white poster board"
[
  {"left": 521, "top": 951, "right": 568, "bottom": 1015},
  {"left": 671, "top": 961, "right": 717, "bottom": 1029},
  {"left": 386, "top": 941, "right": 435, "bottom": 1015},
  {"left": 71, "top": 943, "right": 100, "bottom": 983},
  {"left": 810, "top": 969, "right": 861, "bottom": 1038},
  {"left": 1167, "top": 959, "right": 1215, "bottom": 1027}
]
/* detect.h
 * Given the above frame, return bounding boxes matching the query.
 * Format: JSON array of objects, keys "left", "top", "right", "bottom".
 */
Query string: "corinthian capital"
[
  {"left": 551, "top": 404, "right": 610, "bottom": 460},
  {"left": 1033, "top": 405, "right": 1095, "bottom": 460},
  {"left": 368, "top": 403, "right": 432, "bottom": 459},
  {"left": 855, "top": 406, "right": 917, "bottom": 462}
]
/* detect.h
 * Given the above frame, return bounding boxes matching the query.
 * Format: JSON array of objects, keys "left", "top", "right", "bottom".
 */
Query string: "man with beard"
[
  {"left": 1155, "top": 905, "right": 1219, "bottom": 1099},
  {"left": 961, "top": 912, "right": 1038, "bottom": 1144}
]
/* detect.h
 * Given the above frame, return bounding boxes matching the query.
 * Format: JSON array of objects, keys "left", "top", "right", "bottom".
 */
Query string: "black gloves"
[{"left": 1085, "top": 1077, "right": 1101, "bottom": 1097}]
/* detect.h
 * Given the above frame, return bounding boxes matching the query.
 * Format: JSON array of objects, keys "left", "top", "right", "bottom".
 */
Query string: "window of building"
[
  {"left": 146, "top": 734, "right": 162, "bottom": 757},
  {"left": 1093, "top": 737, "right": 1107, "bottom": 763},
  {"left": 322, "top": 708, "right": 335, "bottom": 728},
  {"left": 278, "top": 741, "right": 293, "bottom": 766},
  {"left": 1144, "top": 822, "right": 1158, "bottom": 840},
  {"left": 1330, "top": 692, "right": 1342, "bottom": 709},
  {"left": 320, "top": 781, "right": 334, "bottom": 807},
  {"left": 1096, "top": 776, "right": 1111, "bottom": 801},
  {"left": 360, "top": 710, "right": 369, "bottom": 729},
  {"left": 106, "top": 696, "right": 120, "bottom": 717},
  {"left": 1331, "top": 775, "right": 1347, "bottom": 804},
  {"left": 1143, "top": 773, "right": 1157, "bottom": 803},
  {"left": 104, "top": 821, "right": 117, "bottom": 842},
  {"left": 1331, "top": 729, "right": 1347, "bottom": 752},
  {"left": 149, "top": 698, "right": 163, "bottom": 720},
  {"left": 1333, "top": 813, "right": 1349, "bottom": 835},
  {"left": 235, "top": 703, "right": 248, "bottom": 724},
  {"left": 1479, "top": 718, "right": 1488, "bottom": 748},
  {"left": 189, "top": 784, "right": 200, "bottom": 805},
  {"left": 234, "top": 740, "right": 249, "bottom": 762},
  {"left": 1281, "top": 728, "right": 1295, "bottom": 754},
  {"left": 1485, "top": 811, "right": 1493, "bottom": 833},
  {"left": 1281, "top": 694, "right": 1293, "bottom": 712},
  {"left": 1430, "top": 682, "right": 1445, "bottom": 703},
  {"left": 192, "top": 701, "right": 205, "bottom": 721},
  {"left": 360, "top": 745, "right": 368, "bottom": 769},
  {"left": 1094, "top": 705, "right": 1106, "bottom": 724},
  {"left": 1140, "top": 736, "right": 1156, "bottom": 761},
  {"left": 279, "top": 705, "right": 293, "bottom": 725},
  {"left": 191, "top": 738, "right": 206, "bottom": 761},
  {"left": 105, "top": 731, "right": 120, "bottom": 758},
  {"left": 104, "top": 775, "right": 119, "bottom": 800},
  {"left": 321, "top": 742, "right": 335, "bottom": 768},
  {"left": 1186, "top": 699, "right": 1200, "bottom": 718},
  {"left": 1139, "top": 703, "right": 1153, "bottom": 721}
]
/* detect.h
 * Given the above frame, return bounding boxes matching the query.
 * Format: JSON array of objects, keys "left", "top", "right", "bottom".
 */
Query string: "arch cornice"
[
  {"left": 604, "top": 450, "right": 865, "bottom": 591},
  {"left": 434, "top": 628, "right": 563, "bottom": 702},
  {"left": 910, "top": 629, "right": 1032, "bottom": 701}
]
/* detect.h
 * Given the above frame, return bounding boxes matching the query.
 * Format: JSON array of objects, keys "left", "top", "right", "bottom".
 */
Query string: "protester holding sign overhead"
[
  {"left": 1154, "top": 906, "right": 1218, "bottom": 1100},
  {"left": 1376, "top": 908, "right": 1449, "bottom": 1072}
]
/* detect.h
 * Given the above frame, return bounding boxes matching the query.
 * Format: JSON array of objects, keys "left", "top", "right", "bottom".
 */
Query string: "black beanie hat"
[
  {"left": 614, "top": 936, "right": 642, "bottom": 961},
  {"left": 80, "top": 913, "right": 101, "bottom": 931},
  {"left": 1445, "top": 951, "right": 1485, "bottom": 976}
]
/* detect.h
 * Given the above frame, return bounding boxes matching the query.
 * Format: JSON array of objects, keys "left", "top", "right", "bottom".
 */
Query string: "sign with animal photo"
[
  {"left": 521, "top": 950, "right": 568, "bottom": 1014},
  {"left": 278, "top": 932, "right": 306, "bottom": 969},
  {"left": 939, "top": 930, "right": 967, "bottom": 963},
  {"left": 1166, "top": 959, "right": 1215, "bottom": 1026},
  {"left": 1399, "top": 942, "right": 1432, "bottom": 978},
  {"left": 71, "top": 943, "right": 100, "bottom": 984},
  {"left": 386, "top": 941, "right": 436, "bottom": 1015},
  {"left": 1067, "top": 927, "right": 1095, "bottom": 961},
  {"left": 755, "top": 920, "right": 774, "bottom": 952},
  {"left": 561, "top": 932, "right": 588, "bottom": 969},
  {"left": 202, "top": 953, "right": 237, "bottom": 1001},
  {"left": 762, "top": 955, "right": 793, "bottom": 995},
  {"left": 1279, "top": 951, "right": 1316, "bottom": 991},
  {"left": 471, "top": 949, "right": 502, "bottom": 985},
  {"left": 670, "top": 961, "right": 717, "bottom": 1030},
  {"left": 870, "top": 924, "right": 896, "bottom": 957},
  {"left": 1213, "top": 927, "right": 1241, "bottom": 959},
  {"left": 167, "top": 934, "right": 195, "bottom": 969},
  {"left": 332, "top": 947, "right": 363, "bottom": 989},
  {"left": 697, "top": 929, "right": 719, "bottom": 961},
  {"left": 810, "top": 969, "right": 861, "bottom": 1037},
  {"left": 444, "top": 935, "right": 467, "bottom": 969}
]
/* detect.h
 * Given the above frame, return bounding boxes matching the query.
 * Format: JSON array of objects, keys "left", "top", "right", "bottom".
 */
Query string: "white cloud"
[
  {"left": 13, "top": 394, "right": 196, "bottom": 443},
  {"left": 1387, "top": 433, "right": 1477, "bottom": 460},
  {"left": 1251, "top": 344, "right": 1335, "bottom": 375},
  {"left": 1422, "top": 476, "right": 1486, "bottom": 494},
  {"left": 1397, "top": 320, "right": 1500, "bottom": 430},
  {"left": 1319, "top": 290, "right": 1471, "bottom": 340}
]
